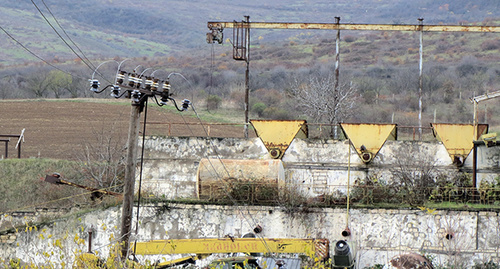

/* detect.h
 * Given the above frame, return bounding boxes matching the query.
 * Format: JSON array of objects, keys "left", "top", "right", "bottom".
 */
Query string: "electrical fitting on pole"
[{"left": 89, "top": 62, "right": 191, "bottom": 112}]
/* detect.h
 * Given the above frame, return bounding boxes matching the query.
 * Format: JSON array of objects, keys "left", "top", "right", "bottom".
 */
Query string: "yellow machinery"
[
  {"left": 431, "top": 123, "right": 488, "bottom": 166},
  {"left": 250, "top": 120, "right": 308, "bottom": 159},
  {"left": 340, "top": 123, "right": 397, "bottom": 163},
  {"left": 131, "top": 238, "right": 330, "bottom": 262}
]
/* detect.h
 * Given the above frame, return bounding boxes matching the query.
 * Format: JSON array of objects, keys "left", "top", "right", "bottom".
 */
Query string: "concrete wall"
[
  {"left": 2, "top": 136, "right": 500, "bottom": 267},
  {"left": 2, "top": 204, "right": 500, "bottom": 267},
  {"left": 139, "top": 136, "right": 500, "bottom": 198}
]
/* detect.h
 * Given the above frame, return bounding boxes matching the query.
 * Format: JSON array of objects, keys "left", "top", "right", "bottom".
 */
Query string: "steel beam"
[{"left": 208, "top": 21, "right": 500, "bottom": 33}]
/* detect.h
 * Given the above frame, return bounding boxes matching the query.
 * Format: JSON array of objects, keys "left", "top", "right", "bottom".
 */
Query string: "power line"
[
  {"left": 29, "top": 0, "right": 98, "bottom": 75},
  {"left": 0, "top": 24, "right": 85, "bottom": 79},
  {"left": 172, "top": 100, "right": 276, "bottom": 258},
  {"left": 39, "top": 0, "right": 98, "bottom": 72}
]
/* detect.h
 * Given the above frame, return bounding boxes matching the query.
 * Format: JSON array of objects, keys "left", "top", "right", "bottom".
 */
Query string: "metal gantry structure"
[
  {"left": 89, "top": 61, "right": 190, "bottom": 258},
  {"left": 207, "top": 18, "right": 500, "bottom": 139}
]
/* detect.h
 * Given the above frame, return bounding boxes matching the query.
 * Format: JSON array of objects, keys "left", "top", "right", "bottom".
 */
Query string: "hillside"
[
  {"left": 1, "top": 0, "right": 500, "bottom": 66},
  {"left": 1, "top": 1, "right": 500, "bottom": 136}
]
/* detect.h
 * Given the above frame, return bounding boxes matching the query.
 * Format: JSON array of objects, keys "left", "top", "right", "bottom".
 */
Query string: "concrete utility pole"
[
  {"left": 243, "top": 16, "right": 250, "bottom": 138},
  {"left": 418, "top": 18, "right": 424, "bottom": 140},
  {"left": 120, "top": 103, "right": 142, "bottom": 258}
]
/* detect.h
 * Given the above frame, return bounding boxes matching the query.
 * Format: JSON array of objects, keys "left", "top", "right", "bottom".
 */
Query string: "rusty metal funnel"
[
  {"left": 431, "top": 123, "right": 488, "bottom": 166},
  {"left": 250, "top": 120, "right": 308, "bottom": 159},
  {"left": 340, "top": 123, "right": 397, "bottom": 163}
]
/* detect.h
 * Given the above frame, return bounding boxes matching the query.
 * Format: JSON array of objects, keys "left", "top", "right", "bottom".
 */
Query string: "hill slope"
[{"left": 1, "top": 0, "right": 500, "bottom": 66}]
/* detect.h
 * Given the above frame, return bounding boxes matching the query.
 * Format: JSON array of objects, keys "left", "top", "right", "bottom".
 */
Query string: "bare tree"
[
  {"left": 288, "top": 73, "right": 357, "bottom": 136},
  {"left": 74, "top": 122, "right": 126, "bottom": 193},
  {"left": 390, "top": 142, "right": 438, "bottom": 205},
  {"left": 25, "top": 70, "right": 51, "bottom": 98},
  {"left": 47, "top": 70, "right": 72, "bottom": 98}
]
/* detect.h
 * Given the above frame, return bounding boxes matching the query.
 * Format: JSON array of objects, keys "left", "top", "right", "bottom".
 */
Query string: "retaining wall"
[{"left": 1, "top": 204, "right": 500, "bottom": 267}]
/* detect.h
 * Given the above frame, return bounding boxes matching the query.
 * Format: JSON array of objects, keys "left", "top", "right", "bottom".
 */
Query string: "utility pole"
[
  {"left": 418, "top": 18, "right": 424, "bottom": 140},
  {"left": 244, "top": 15, "right": 250, "bottom": 138},
  {"left": 334, "top": 16, "right": 341, "bottom": 138},
  {"left": 120, "top": 102, "right": 141, "bottom": 258},
  {"left": 89, "top": 63, "right": 191, "bottom": 259}
]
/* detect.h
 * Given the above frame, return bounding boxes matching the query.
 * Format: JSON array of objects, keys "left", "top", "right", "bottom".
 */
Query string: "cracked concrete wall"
[{"left": 2, "top": 205, "right": 500, "bottom": 267}]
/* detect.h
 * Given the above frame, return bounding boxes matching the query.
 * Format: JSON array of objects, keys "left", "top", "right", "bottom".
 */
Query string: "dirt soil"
[{"left": 0, "top": 99, "right": 248, "bottom": 160}]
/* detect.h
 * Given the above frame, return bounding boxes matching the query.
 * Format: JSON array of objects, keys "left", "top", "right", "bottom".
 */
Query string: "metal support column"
[{"left": 418, "top": 18, "right": 424, "bottom": 140}]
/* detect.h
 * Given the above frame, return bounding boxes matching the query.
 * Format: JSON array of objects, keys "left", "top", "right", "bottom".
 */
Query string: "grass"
[{"left": 0, "top": 158, "right": 90, "bottom": 213}]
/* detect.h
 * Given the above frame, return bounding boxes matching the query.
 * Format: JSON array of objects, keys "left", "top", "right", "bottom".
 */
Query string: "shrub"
[
  {"left": 480, "top": 39, "right": 500, "bottom": 51},
  {"left": 206, "top": 94, "right": 222, "bottom": 110},
  {"left": 251, "top": 102, "right": 267, "bottom": 117}
]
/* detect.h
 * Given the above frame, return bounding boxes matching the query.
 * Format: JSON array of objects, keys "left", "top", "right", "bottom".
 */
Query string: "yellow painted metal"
[
  {"left": 250, "top": 120, "right": 307, "bottom": 159},
  {"left": 431, "top": 123, "right": 488, "bottom": 161},
  {"left": 208, "top": 21, "right": 500, "bottom": 33},
  {"left": 340, "top": 123, "right": 397, "bottom": 163},
  {"left": 132, "top": 238, "right": 329, "bottom": 260},
  {"left": 156, "top": 255, "right": 198, "bottom": 268}
]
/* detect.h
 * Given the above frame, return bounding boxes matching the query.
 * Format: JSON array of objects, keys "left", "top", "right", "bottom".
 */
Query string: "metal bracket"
[{"left": 207, "top": 23, "right": 224, "bottom": 44}]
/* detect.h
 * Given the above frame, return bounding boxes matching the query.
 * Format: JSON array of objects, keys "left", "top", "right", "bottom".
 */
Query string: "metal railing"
[
  {"left": 0, "top": 134, "right": 22, "bottom": 159},
  {"left": 143, "top": 122, "right": 437, "bottom": 141},
  {"left": 142, "top": 182, "right": 500, "bottom": 207}
]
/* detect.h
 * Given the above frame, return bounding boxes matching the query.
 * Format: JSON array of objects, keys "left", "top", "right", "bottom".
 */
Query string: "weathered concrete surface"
[
  {"left": 139, "top": 136, "right": 269, "bottom": 198},
  {"left": 139, "top": 137, "right": 500, "bottom": 198},
  {"left": 2, "top": 204, "right": 500, "bottom": 267},
  {"left": 3, "top": 137, "right": 499, "bottom": 267}
]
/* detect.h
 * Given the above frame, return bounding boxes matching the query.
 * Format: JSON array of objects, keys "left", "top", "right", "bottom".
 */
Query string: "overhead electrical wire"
[
  {"left": 0, "top": 24, "right": 85, "bottom": 79},
  {"left": 188, "top": 105, "right": 277, "bottom": 257},
  {"left": 29, "top": 0, "right": 98, "bottom": 75},
  {"left": 38, "top": 0, "right": 99, "bottom": 72},
  {"left": 126, "top": 70, "right": 277, "bottom": 259},
  {"left": 171, "top": 98, "right": 277, "bottom": 258}
]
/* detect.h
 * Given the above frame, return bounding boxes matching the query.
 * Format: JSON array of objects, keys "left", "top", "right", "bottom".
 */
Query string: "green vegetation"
[
  {"left": 0, "top": 158, "right": 123, "bottom": 215},
  {"left": 0, "top": 159, "right": 85, "bottom": 213}
]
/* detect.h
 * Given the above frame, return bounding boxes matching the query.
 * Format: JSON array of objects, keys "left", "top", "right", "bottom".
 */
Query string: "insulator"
[
  {"left": 128, "top": 73, "right": 137, "bottom": 87},
  {"left": 135, "top": 77, "right": 142, "bottom": 89},
  {"left": 181, "top": 99, "right": 191, "bottom": 111},
  {"left": 110, "top": 85, "right": 121, "bottom": 98},
  {"left": 160, "top": 95, "right": 169, "bottom": 105},
  {"left": 161, "top": 81, "right": 171, "bottom": 93},
  {"left": 145, "top": 76, "right": 154, "bottom": 90},
  {"left": 116, "top": 71, "right": 126, "bottom": 85},
  {"left": 90, "top": 79, "right": 100, "bottom": 92},
  {"left": 151, "top": 78, "right": 160, "bottom": 91},
  {"left": 131, "top": 90, "right": 141, "bottom": 103}
]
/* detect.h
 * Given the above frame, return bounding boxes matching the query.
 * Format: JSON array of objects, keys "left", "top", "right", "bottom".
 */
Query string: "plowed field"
[{"left": 0, "top": 99, "right": 247, "bottom": 160}]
